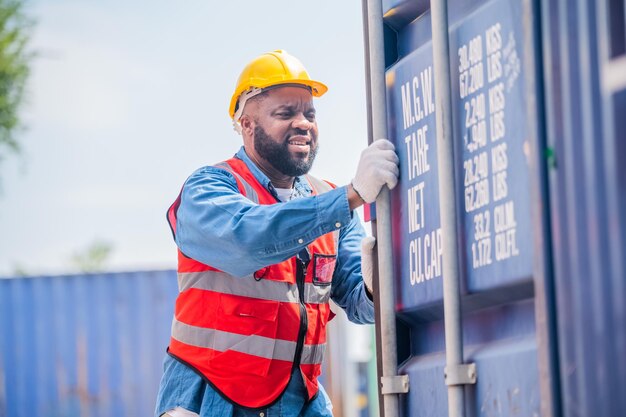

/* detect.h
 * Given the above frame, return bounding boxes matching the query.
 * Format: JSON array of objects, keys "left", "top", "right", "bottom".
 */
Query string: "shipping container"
[
  {"left": 0, "top": 271, "right": 177, "bottom": 417},
  {"left": 362, "top": 0, "right": 625, "bottom": 416}
]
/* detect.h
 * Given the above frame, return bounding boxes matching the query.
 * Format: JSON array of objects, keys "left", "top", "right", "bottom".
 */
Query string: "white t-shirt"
[{"left": 274, "top": 187, "right": 294, "bottom": 202}]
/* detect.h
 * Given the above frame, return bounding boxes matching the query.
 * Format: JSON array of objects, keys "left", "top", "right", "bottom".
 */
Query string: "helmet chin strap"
[{"left": 232, "top": 87, "right": 264, "bottom": 134}]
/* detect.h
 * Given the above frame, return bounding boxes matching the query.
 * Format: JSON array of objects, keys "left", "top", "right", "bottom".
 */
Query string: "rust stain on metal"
[{"left": 76, "top": 332, "right": 91, "bottom": 417}]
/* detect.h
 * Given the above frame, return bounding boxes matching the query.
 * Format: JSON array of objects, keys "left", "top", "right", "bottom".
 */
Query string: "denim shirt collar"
[{"left": 235, "top": 146, "right": 313, "bottom": 200}]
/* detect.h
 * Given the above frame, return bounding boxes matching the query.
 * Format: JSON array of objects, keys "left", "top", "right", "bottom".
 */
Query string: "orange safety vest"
[{"left": 166, "top": 157, "right": 339, "bottom": 409}]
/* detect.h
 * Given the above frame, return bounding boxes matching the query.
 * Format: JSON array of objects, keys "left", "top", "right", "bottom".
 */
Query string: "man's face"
[{"left": 245, "top": 86, "right": 319, "bottom": 177}]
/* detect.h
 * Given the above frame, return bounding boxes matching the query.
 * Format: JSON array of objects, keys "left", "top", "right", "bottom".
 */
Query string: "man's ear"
[{"left": 240, "top": 115, "right": 254, "bottom": 136}]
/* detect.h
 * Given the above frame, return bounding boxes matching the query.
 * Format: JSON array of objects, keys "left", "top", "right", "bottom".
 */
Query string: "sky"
[{"left": 0, "top": 0, "right": 371, "bottom": 276}]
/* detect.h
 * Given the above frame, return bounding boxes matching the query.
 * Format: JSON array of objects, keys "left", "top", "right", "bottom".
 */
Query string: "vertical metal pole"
[
  {"left": 362, "top": 1, "right": 403, "bottom": 417},
  {"left": 430, "top": 1, "right": 466, "bottom": 417},
  {"left": 360, "top": 3, "right": 386, "bottom": 416}
]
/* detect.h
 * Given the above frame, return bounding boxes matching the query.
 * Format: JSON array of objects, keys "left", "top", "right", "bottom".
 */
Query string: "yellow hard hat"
[{"left": 229, "top": 50, "right": 328, "bottom": 121}]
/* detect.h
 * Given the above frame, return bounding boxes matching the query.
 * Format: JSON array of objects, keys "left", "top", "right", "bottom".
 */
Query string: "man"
[{"left": 156, "top": 50, "right": 399, "bottom": 417}]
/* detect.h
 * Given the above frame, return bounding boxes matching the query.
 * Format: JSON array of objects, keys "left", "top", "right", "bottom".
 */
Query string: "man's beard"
[{"left": 254, "top": 125, "right": 318, "bottom": 177}]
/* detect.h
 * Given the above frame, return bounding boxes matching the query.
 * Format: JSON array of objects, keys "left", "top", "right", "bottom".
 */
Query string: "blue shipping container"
[
  {"left": 0, "top": 270, "right": 178, "bottom": 417},
  {"left": 366, "top": 0, "right": 626, "bottom": 416}
]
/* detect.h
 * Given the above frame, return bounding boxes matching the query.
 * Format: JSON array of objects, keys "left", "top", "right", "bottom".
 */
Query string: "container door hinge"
[
  {"left": 444, "top": 363, "right": 477, "bottom": 386},
  {"left": 380, "top": 375, "right": 410, "bottom": 394}
]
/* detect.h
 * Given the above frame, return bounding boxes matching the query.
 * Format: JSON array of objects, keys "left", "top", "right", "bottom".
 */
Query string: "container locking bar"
[
  {"left": 361, "top": 0, "right": 405, "bottom": 415},
  {"left": 431, "top": 0, "right": 472, "bottom": 413},
  {"left": 444, "top": 363, "right": 477, "bottom": 386},
  {"left": 380, "top": 375, "right": 410, "bottom": 395}
]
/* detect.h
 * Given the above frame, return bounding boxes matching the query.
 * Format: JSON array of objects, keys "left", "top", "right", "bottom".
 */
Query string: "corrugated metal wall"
[
  {"left": 0, "top": 270, "right": 178, "bottom": 417},
  {"left": 541, "top": 0, "right": 626, "bottom": 415}
]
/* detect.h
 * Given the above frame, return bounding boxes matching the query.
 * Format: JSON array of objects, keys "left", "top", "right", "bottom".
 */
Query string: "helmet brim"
[{"left": 229, "top": 79, "right": 328, "bottom": 119}]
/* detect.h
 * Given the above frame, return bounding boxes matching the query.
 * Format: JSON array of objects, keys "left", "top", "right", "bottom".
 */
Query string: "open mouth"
[{"left": 287, "top": 136, "right": 311, "bottom": 151}]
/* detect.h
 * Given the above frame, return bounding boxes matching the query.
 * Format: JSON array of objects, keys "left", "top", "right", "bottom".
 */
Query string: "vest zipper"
[{"left": 293, "top": 249, "right": 310, "bottom": 370}]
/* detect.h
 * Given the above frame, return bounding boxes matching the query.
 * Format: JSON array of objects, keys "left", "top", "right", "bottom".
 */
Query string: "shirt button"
[
  {"left": 298, "top": 238, "right": 304, "bottom": 244},
  {"left": 335, "top": 222, "right": 342, "bottom": 228},
  {"left": 259, "top": 413, "right": 265, "bottom": 417}
]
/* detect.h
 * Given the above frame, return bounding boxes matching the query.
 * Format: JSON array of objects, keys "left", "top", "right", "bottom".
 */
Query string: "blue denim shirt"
[{"left": 156, "top": 147, "right": 374, "bottom": 416}]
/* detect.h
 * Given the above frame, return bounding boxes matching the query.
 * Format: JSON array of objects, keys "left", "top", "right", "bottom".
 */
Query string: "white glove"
[
  {"left": 351, "top": 139, "right": 400, "bottom": 203},
  {"left": 361, "top": 236, "right": 376, "bottom": 294}
]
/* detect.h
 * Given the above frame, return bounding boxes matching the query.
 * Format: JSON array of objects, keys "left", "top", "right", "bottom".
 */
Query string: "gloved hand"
[
  {"left": 361, "top": 236, "right": 376, "bottom": 294},
  {"left": 351, "top": 139, "right": 400, "bottom": 203}
]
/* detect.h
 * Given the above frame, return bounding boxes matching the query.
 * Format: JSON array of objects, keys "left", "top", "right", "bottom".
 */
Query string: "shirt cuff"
[{"left": 315, "top": 185, "right": 352, "bottom": 233}]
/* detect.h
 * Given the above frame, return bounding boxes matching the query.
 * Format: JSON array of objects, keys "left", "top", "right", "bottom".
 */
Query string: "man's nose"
[{"left": 292, "top": 113, "right": 313, "bottom": 130}]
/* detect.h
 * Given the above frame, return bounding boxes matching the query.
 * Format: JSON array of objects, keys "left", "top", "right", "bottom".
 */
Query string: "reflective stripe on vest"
[
  {"left": 171, "top": 318, "right": 326, "bottom": 365},
  {"left": 305, "top": 174, "right": 332, "bottom": 195},
  {"left": 214, "top": 161, "right": 259, "bottom": 203},
  {"left": 305, "top": 175, "right": 340, "bottom": 249},
  {"left": 178, "top": 271, "right": 331, "bottom": 305}
]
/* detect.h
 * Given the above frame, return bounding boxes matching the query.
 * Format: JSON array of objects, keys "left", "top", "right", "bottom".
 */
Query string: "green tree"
[
  {"left": 0, "top": 0, "right": 32, "bottom": 167},
  {"left": 70, "top": 240, "right": 114, "bottom": 273}
]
